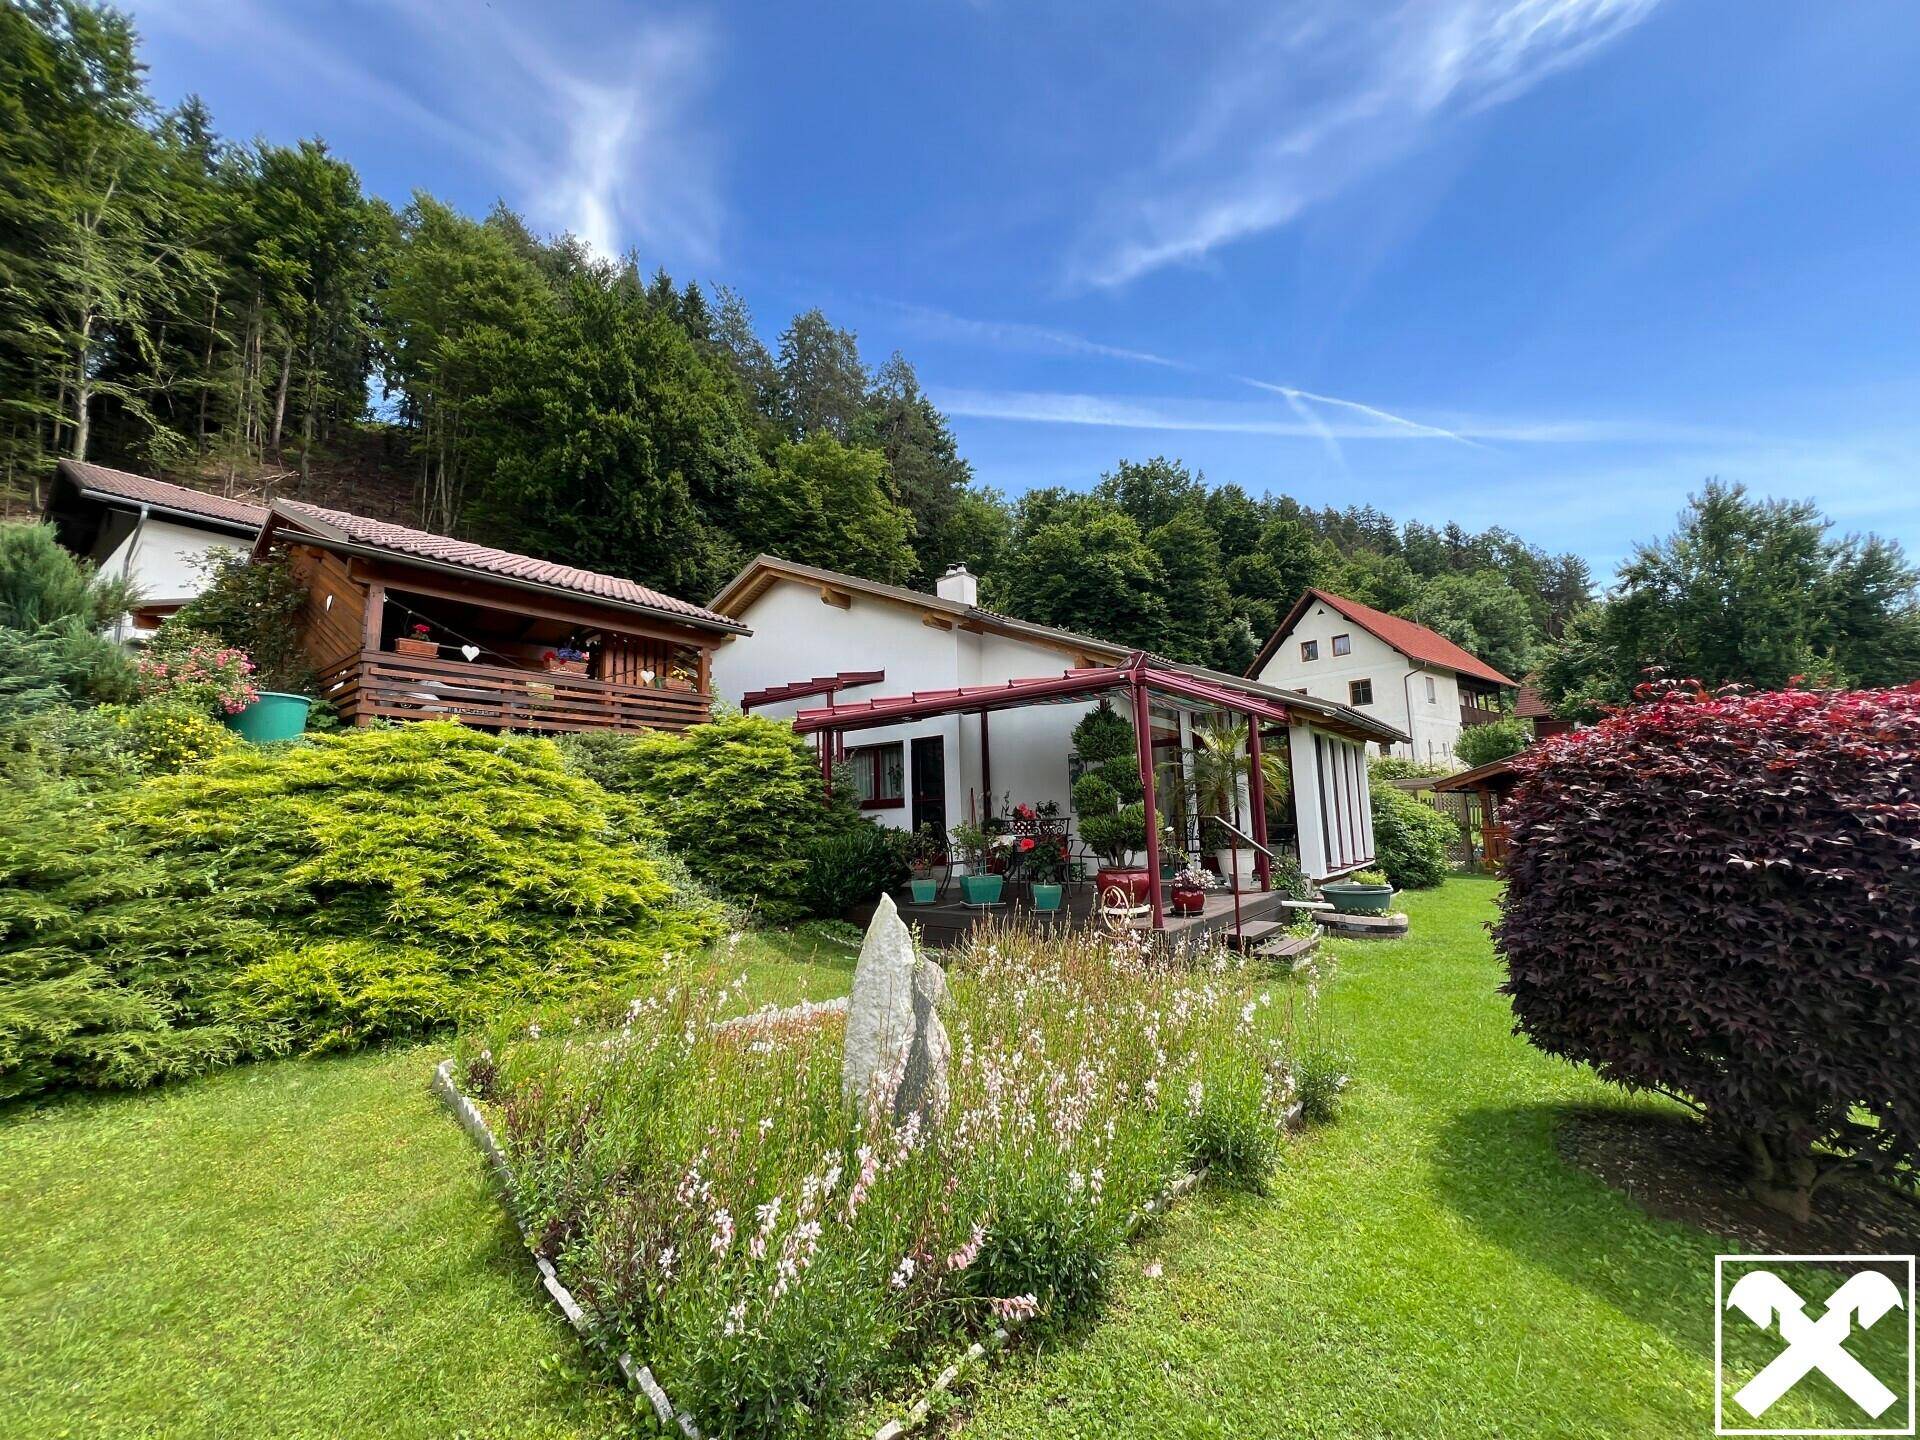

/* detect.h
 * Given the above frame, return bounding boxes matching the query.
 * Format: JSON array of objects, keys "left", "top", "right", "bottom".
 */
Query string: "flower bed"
[{"left": 455, "top": 926, "right": 1304, "bottom": 1438}]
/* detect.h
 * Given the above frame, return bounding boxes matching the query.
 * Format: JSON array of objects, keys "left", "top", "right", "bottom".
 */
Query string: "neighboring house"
[
  {"left": 261, "top": 500, "right": 747, "bottom": 734},
  {"left": 1246, "top": 588, "right": 1518, "bottom": 766},
  {"left": 43, "top": 459, "right": 268, "bottom": 637},
  {"left": 708, "top": 555, "right": 1405, "bottom": 888},
  {"left": 1515, "top": 682, "right": 1574, "bottom": 739}
]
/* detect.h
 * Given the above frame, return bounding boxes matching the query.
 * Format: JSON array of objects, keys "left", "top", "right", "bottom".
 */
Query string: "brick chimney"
[{"left": 935, "top": 563, "right": 978, "bottom": 607}]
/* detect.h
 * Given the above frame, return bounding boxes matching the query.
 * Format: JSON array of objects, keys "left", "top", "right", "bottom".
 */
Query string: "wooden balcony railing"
[
  {"left": 318, "top": 650, "right": 712, "bottom": 734},
  {"left": 1460, "top": 703, "right": 1500, "bottom": 728}
]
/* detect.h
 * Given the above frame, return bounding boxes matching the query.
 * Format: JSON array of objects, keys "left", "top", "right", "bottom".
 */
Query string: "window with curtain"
[{"left": 847, "top": 742, "right": 905, "bottom": 809}]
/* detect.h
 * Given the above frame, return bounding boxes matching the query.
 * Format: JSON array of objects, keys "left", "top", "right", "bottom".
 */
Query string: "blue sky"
[{"left": 132, "top": 0, "right": 1920, "bottom": 580}]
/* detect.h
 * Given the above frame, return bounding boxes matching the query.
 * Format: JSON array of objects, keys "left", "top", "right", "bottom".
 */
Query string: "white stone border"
[{"left": 435, "top": 998, "right": 1308, "bottom": 1440}]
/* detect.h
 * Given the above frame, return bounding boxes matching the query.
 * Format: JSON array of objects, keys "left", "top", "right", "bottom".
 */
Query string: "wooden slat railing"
[{"left": 317, "top": 650, "right": 711, "bottom": 734}]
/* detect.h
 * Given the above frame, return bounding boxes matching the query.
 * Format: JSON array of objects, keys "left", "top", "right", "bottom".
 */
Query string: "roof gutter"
[
  {"left": 79, "top": 487, "right": 261, "bottom": 538},
  {"left": 279, "top": 527, "right": 750, "bottom": 637}
]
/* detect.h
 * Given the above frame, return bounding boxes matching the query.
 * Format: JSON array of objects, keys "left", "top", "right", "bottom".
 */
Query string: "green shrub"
[
  {"left": 168, "top": 546, "right": 314, "bottom": 694},
  {"left": 108, "top": 699, "right": 241, "bottom": 774},
  {"left": 591, "top": 712, "right": 838, "bottom": 921},
  {"left": 1294, "top": 1048, "right": 1351, "bottom": 1126},
  {"left": 797, "top": 822, "right": 910, "bottom": 918},
  {"left": 1369, "top": 753, "right": 1453, "bottom": 782},
  {"left": 0, "top": 521, "right": 137, "bottom": 630},
  {"left": 1369, "top": 779, "right": 1455, "bottom": 889},
  {"left": 0, "top": 777, "right": 243, "bottom": 1099},
  {"left": 0, "top": 722, "right": 726, "bottom": 1098},
  {"left": 136, "top": 625, "right": 258, "bottom": 715},
  {"left": 1454, "top": 715, "right": 1530, "bottom": 768}
]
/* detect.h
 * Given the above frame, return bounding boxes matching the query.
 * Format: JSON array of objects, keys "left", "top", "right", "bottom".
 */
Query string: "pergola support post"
[
  {"left": 1248, "top": 717, "right": 1271, "bottom": 891},
  {"left": 980, "top": 710, "right": 992, "bottom": 820},
  {"left": 1131, "top": 673, "right": 1165, "bottom": 931}
]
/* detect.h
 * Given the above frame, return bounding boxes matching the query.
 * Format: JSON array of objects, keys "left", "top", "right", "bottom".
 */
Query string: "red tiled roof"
[
  {"left": 1257, "top": 588, "right": 1518, "bottom": 688},
  {"left": 272, "top": 500, "right": 743, "bottom": 632},
  {"left": 57, "top": 459, "right": 269, "bottom": 529},
  {"left": 1515, "top": 683, "right": 1554, "bottom": 719}
]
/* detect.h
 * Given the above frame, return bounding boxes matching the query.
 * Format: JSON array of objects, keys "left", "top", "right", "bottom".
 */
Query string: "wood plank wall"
[{"left": 289, "top": 546, "right": 366, "bottom": 668}]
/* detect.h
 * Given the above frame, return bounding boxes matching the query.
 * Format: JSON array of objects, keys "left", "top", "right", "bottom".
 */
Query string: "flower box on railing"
[{"left": 393, "top": 636, "right": 437, "bottom": 658}]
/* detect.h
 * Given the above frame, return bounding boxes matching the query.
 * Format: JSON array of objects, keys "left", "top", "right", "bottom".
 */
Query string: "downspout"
[
  {"left": 1400, "top": 663, "right": 1423, "bottom": 760},
  {"left": 115, "top": 501, "right": 150, "bottom": 645}
]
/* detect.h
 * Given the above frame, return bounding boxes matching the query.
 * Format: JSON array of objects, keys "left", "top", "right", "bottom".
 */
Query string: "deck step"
[
  {"left": 1252, "top": 933, "right": 1320, "bottom": 963},
  {"left": 1226, "top": 919, "right": 1289, "bottom": 949}
]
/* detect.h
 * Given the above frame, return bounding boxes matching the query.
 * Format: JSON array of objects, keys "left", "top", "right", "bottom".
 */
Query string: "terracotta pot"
[
  {"left": 393, "top": 636, "right": 437, "bottom": 658},
  {"left": 546, "top": 658, "right": 589, "bottom": 675},
  {"left": 665, "top": 676, "right": 694, "bottom": 692}
]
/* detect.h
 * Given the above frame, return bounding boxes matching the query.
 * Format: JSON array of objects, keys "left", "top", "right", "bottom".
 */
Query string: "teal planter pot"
[
  {"left": 1030, "top": 882, "right": 1064, "bottom": 913},
  {"left": 1322, "top": 880, "right": 1394, "bottom": 915},
  {"left": 909, "top": 877, "right": 939, "bottom": 904},
  {"left": 225, "top": 692, "right": 312, "bottom": 743},
  {"left": 959, "top": 873, "right": 1004, "bottom": 906}
]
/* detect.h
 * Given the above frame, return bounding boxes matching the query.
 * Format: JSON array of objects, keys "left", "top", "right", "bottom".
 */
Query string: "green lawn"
[
  {"left": 3, "top": 885, "right": 1906, "bottom": 1438},
  {"left": 0, "top": 930, "right": 857, "bottom": 1440}
]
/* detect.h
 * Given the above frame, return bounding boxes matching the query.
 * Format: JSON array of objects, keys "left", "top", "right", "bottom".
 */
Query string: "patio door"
[{"left": 910, "top": 735, "right": 945, "bottom": 839}]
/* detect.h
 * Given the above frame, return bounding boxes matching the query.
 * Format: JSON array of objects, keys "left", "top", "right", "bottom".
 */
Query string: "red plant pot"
[
  {"left": 1095, "top": 868, "right": 1154, "bottom": 905},
  {"left": 1170, "top": 886, "right": 1206, "bottom": 916}
]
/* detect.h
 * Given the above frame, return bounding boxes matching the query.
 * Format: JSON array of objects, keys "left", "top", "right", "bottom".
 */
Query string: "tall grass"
[{"left": 458, "top": 922, "right": 1312, "bottom": 1438}]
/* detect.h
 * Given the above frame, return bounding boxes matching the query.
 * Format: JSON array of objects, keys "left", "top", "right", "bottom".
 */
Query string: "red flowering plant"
[
  {"left": 409, "top": 622, "right": 432, "bottom": 638},
  {"left": 137, "top": 626, "right": 259, "bottom": 716},
  {"left": 1011, "top": 832, "right": 1067, "bottom": 884},
  {"left": 1495, "top": 678, "right": 1920, "bottom": 1220}
]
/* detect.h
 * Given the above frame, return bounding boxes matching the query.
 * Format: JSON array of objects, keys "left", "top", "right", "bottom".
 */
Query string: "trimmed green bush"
[
  {"left": 1454, "top": 715, "right": 1530, "bottom": 768},
  {"left": 0, "top": 722, "right": 725, "bottom": 1097},
  {"left": 1369, "top": 779, "right": 1455, "bottom": 889},
  {"left": 797, "top": 822, "right": 910, "bottom": 919},
  {"left": 588, "top": 712, "right": 839, "bottom": 921}
]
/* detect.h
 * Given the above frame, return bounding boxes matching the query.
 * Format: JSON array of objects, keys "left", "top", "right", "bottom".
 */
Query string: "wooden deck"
[
  {"left": 317, "top": 650, "right": 712, "bottom": 733},
  {"left": 856, "top": 882, "right": 1294, "bottom": 951}
]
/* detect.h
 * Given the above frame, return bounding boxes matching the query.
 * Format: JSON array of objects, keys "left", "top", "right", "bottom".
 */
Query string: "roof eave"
[{"left": 273, "top": 516, "right": 749, "bottom": 636}]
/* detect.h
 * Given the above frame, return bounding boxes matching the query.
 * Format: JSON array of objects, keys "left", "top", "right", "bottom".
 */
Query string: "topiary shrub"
[
  {"left": 590, "top": 711, "right": 838, "bottom": 922},
  {"left": 1454, "top": 715, "right": 1530, "bottom": 768},
  {"left": 797, "top": 821, "right": 911, "bottom": 918},
  {"left": 1368, "top": 778, "right": 1455, "bottom": 888},
  {"left": 1495, "top": 682, "right": 1920, "bottom": 1219}
]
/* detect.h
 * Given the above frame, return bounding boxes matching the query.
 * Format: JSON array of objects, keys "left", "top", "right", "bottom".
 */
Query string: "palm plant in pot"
[{"left": 1193, "top": 716, "right": 1258, "bottom": 888}]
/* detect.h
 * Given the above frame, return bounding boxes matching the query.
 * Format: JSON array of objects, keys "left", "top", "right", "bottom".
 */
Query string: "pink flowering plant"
[
  {"left": 137, "top": 626, "right": 258, "bottom": 716},
  {"left": 457, "top": 922, "right": 1309, "bottom": 1437}
]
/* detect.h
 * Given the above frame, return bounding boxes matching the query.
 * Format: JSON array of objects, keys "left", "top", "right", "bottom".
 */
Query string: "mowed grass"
[
  {"left": 0, "top": 930, "right": 857, "bottom": 1440},
  {"left": 5, "top": 887, "right": 1908, "bottom": 1438},
  {"left": 955, "top": 878, "right": 1912, "bottom": 1439}
]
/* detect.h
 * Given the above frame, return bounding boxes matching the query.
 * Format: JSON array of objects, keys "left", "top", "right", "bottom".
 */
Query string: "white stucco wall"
[
  {"left": 709, "top": 579, "right": 1101, "bottom": 841},
  {"left": 100, "top": 518, "right": 244, "bottom": 606},
  {"left": 1254, "top": 603, "right": 1466, "bottom": 764}
]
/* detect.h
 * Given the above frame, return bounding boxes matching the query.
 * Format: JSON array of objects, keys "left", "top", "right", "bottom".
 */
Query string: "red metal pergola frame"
[
  {"left": 741, "top": 668, "right": 885, "bottom": 712},
  {"left": 792, "top": 652, "right": 1284, "bottom": 930}
]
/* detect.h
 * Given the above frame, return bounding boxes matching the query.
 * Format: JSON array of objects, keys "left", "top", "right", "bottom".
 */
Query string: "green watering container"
[{"left": 225, "top": 691, "right": 313, "bottom": 743}]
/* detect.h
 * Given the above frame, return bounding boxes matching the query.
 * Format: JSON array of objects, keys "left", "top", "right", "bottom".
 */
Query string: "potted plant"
[
  {"left": 1015, "top": 834, "right": 1068, "bottom": 913},
  {"left": 951, "top": 822, "right": 1004, "bottom": 906},
  {"left": 1322, "top": 867, "right": 1395, "bottom": 915},
  {"left": 394, "top": 621, "right": 437, "bottom": 658},
  {"left": 1193, "top": 717, "right": 1259, "bottom": 887},
  {"left": 1170, "top": 865, "right": 1212, "bottom": 916},
  {"left": 664, "top": 664, "right": 696, "bottom": 692},
  {"left": 905, "top": 822, "right": 947, "bottom": 903},
  {"left": 544, "top": 644, "right": 589, "bottom": 675}
]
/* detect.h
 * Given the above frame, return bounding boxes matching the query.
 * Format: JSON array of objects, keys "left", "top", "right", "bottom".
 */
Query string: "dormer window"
[
  {"left": 1331, "top": 633, "right": 1351, "bottom": 657},
  {"left": 1300, "top": 640, "right": 1319, "bottom": 662}
]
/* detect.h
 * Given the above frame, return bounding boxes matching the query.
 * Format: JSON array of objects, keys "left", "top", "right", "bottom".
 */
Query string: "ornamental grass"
[{"left": 458, "top": 922, "right": 1308, "bottom": 1438}]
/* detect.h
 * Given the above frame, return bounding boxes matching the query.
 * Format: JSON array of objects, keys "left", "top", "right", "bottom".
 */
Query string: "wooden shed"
[{"left": 258, "top": 500, "right": 748, "bottom": 734}]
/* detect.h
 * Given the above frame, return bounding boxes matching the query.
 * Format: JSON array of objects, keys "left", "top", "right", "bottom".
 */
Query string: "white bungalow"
[
  {"left": 707, "top": 556, "right": 1405, "bottom": 916},
  {"left": 44, "top": 459, "right": 268, "bottom": 639}
]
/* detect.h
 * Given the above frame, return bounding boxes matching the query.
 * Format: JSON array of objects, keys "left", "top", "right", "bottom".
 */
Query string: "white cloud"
[
  {"left": 138, "top": 0, "right": 722, "bottom": 263},
  {"left": 930, "top": 385, "right": 1749, "bottom": 447},
  {"left": 1071, "top": 0, "right": 1662, "bottom": 287}
]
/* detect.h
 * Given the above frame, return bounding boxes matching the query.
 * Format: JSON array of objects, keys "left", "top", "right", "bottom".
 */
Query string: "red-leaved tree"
[{"left": 1496, "top": 681, "right": 1920, "bottom": 1219}]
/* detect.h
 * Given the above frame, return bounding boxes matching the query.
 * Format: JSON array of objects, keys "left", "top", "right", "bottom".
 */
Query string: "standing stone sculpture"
[{"left": 841, "top": 893, "right": 950, "bottom": 1126}]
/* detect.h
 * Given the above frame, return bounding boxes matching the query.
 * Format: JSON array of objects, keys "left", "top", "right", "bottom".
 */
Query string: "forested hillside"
[{"left": 1, "top": 0, "right": 1597, "bottom": 677}]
